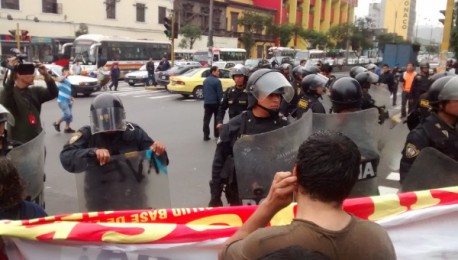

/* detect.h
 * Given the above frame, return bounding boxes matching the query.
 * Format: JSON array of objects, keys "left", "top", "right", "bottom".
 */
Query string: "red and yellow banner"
[{"left": 2, "top": 187, "right": 458, "bottom": 259}]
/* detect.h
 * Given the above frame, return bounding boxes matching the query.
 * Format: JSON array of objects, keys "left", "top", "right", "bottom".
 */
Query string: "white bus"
[
  {"left": 174, "top": 49, "right": 196, "bottom": 61},
  {"left": 70, "top": 34, "right": 171, "bottom": 77},
  {"left": 193, "top": 47, "right": 246, "bottom": 67},
  {"left": 267, "top": 47, "right": 296, "bottom": 59},
  {"left": 293, "top": 49, "right": 325, "bottom": 66}
]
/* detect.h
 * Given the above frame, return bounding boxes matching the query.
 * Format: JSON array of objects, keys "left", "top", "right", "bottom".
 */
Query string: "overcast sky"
[{"left": 355, "top": 0, "right": 447, "bottom": 26}]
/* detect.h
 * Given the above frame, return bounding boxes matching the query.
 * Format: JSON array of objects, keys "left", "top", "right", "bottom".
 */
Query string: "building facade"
[
  {"left": 368, "top": 2, "right": 383, "bottom": 29},
  {"left": 381, "top": 0, "right": 416, "bottom": 40}
]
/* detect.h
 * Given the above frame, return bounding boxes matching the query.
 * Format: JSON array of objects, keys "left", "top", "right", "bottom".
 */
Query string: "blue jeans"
[{"left": 58, "top": 102, "right": 73, "bottom": 124}]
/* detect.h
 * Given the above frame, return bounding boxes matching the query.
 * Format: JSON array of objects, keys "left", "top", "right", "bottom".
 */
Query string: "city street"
[{"left": 41, "top": 80, "right": 406, "bottom": 215}]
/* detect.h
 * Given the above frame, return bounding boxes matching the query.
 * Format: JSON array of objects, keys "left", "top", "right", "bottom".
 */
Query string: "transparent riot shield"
[
  {"left": 6, "top": 130, "right": 45, "bottom": 205},
  {"left": 402, "top": 147, "right": 458, "bottom": 192},
  {"left": 369, "top": 84, "right": 392, "bottom": 109},
  {"left": 379, "top": 122, "right": 409, "bottom": 172},
  {"left": 320, "top": 94, "right": 333, "bottom": 114},
  {"left": 75, "top": 150, "right": 170, "bottom": 212},
  {"left": 233, "top": 111, "right": 312, "bottom": 205},
  {"left": 313, "top": 109, "right": 381, "bottom": 197}
]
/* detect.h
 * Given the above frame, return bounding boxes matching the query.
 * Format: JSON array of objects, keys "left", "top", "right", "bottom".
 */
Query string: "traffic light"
[
  {"left": 21, "top": 30, "right": 29, "bottom": 41},
  {"left": 439, "top": 10, "right": 446, "bottom": 25},
  {"left": 163, "top": 17, "right": 172, "bottom": 38},
  {"left": 173, "top": 22, "right": 178, "bottom": 39}
]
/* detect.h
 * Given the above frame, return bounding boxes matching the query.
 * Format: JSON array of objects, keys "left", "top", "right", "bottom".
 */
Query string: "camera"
[{"left": 0, "top": 48, "right": 36, "bottom": 75}]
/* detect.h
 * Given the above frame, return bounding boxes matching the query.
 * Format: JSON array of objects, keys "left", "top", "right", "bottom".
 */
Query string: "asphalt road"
[{"left": 38, "top": 79, "right": 407, "bottom": 215}]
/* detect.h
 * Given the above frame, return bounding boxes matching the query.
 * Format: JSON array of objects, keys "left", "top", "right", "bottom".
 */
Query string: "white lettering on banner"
[{"left": 358, "top": 160, "right": 377, "bottom": 180}]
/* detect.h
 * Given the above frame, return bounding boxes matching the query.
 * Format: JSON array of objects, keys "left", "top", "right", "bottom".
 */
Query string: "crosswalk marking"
[
  {"left": 378, "top": 186, "right": 399, "bottom": 195},
  {"left": 386, "top": 172, "right": 401, "bottom": 181}
]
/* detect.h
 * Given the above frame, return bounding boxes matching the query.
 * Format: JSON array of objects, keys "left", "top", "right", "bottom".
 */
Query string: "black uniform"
[
  {"left": 361, "top": 92, "right": 376, "bottom": 110},
  {"left": 60, "top": 122, "right": 166, "bottom": 173},
  {"left": 216, "top": 86, "right": 248, "bottom": 123},
  {"left": 295, "top": 93, "right": 325, "bottom": 119},
  {"left": 410, "top": 74, "right": 432, "bottom": 111},
  {"left": 400, "top": 113, "right": 458, "bottom": 182},
  {"left": 279, "top": 79, "right": 301, "bottom": 117},
  {"left": 210, "top": 111, "right": 288, "bottom": 205},
  {"left": 406, "top": 92, "right": 432, "bottom": 130}
]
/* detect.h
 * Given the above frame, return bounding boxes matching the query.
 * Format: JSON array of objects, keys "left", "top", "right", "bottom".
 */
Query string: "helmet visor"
[
  {"left": 366, "top": 71, "right": 379, "bottom": 83},
  {"left": 252, "top": 71, "right": 294, "bottom": 103},
  {"left": 90, "top": 107, "right": 126, "bottom": 134},
  {"left": 440, "top": 76, "right": 458, "bottom": 101}
]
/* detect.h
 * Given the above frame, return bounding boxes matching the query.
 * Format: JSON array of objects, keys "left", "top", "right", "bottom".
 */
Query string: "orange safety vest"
[{"left": 403, "top": 71, "right": 416, "bottom": 93}]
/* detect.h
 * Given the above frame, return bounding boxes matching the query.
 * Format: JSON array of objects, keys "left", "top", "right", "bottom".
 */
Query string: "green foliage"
[
  {"left": 328, "top": 23, "right": 353, "bottom": 49},
  {"left": 237, "top": 11, "right": 271, "bottom": 57},
  {"left": 179, "top": 24, "right": 202, "bottom": 50},
  {"left": 178, "top": 38, "right": 188, "bottom": 49},
  {"left": 298, "top": 29, "right": 331, "bottom": 49},
  {"left": 75, "top": 23, "right": 88, "bottom": 37}
]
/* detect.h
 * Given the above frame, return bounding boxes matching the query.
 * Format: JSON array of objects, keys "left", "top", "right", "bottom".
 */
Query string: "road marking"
[
  {"left": 378, "top": 186, "right": 399, "bottom": 195},
  {"left": 133, "top": 95, "right": 151, "bottom": 98},
  {"left": 148, "top": 95, "right": 176, "bottom": 100},
  {"left": 387, "top": 172, "right": 401, "bottom": 181}
]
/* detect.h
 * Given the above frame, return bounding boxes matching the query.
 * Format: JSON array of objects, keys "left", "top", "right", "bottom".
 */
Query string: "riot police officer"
[
  {"left": 216, "top": 67, "right": 249, "bottom": 129},
  {"left": 278, "top": 63, "right": 293, "bottom": 82},
  {"left": 295, "top": 74, "right": 328, "bottom": 119},
  {"left": 406, "top": 71, "right": 454, "bottom": 130},
  {"left": 279, "top": 65, "right": 304, "bottom": 118},
  {"left": 208, "top": 69, "right": 294, "bottom": 207},
  {"left": 400, "top": 75, "right": 458, "bottom": 182},
  {"left": 330, "top": 77, "right": 363, "bottom": 113},
  {"left": 60, "top": 93, "right": 168, "bottom": 210},
  {"left": 349, "top": 66, "right": 367, "bottom": 78},
  {"left": 354, "top": 71, "right": 379, "bottom": 110},
  {"left": 410, "top": 62, "right": 432, "bottom": 112}
]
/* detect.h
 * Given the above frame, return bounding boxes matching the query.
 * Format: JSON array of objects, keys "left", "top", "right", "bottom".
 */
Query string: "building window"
[
  {"left": 1, "top": 0, "right": 19, "bottom": 10},
  {"left": 106, "top": 0, "right": 116, "bottom": 19},
  {"left": 230, "top": 12, "right": 238, "bottom": 32},
  {"left": 42, "top": 0, "right": 57, "bottom": 14},
  {"left": 158, "top": 6, "right": 166, "bottom": 24},
  {"left": 136, "top": 3, "right": 146, "bottom": 22}
]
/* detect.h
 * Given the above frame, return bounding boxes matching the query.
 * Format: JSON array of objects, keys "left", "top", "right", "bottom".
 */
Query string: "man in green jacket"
[{"left": 1, "top": 59, "right": 58, "bottom": 143}]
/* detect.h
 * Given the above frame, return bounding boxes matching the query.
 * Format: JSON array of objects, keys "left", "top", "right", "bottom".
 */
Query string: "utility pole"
[
  {"left": 171, "top": 11, "right": 175, "bottom": 67},
  {"left": 207, "top": 0, "right": 214, "bottom": 66},
  {"left": 439, "top": 0, "right": 454, "bottom": 71},
  {"left": 16, "top": 23, "right": 20, "bottom": 49}
]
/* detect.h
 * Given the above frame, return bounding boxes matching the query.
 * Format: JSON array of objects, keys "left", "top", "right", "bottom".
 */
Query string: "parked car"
[
  {"left": 34, "top": 64, "right": 100, "bottom": 97},
  {"left": 156, "top": 64, "right": 201, "bottom": 87},
  {"left": 358, "top": 56, "right": 370, "bottom": 65},
  {"left": 244, "top": 59, "right": 262, "bottom": 72},
  {"left": 168, "top": 68, "right": 234, "bottom": 99},
  {"left": 124, "top": 65, "right": 150, "bottom": 86}
]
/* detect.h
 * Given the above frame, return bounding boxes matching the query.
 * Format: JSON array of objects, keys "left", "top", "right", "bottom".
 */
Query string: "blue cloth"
[
  {"left": 57, "top": 77, "right": 72, "bottom": 103},
  {"left": 0, "top": 201, "right": 47, "bottom": 220},
  {"left": 203, "top": 74, "right": 223, "bottom": 105},
  {"left": 111, "top": 67, "right": 120, "bottom": 79}
]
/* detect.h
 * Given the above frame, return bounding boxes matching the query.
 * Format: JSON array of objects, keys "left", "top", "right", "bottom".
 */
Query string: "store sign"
[{"left": 401, "top": 0, "right": 410, "bottom": 30}]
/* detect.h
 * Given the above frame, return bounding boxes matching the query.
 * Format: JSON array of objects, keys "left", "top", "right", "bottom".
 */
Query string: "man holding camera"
[{"left": 0, "top": 57, "right": 58, "bottom": 144}]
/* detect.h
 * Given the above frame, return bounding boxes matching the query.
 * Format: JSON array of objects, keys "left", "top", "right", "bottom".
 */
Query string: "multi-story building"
[
  {"left": 251, "top": 0, "right": 358, "bottom": 49},
  {"left": 368, "top": 2, "right": 383, "bottom": 29},
  {"left": 381, "top": 0, "right": 417, "bottom": 40},
  {"left": 0, "top": 0, "right": 173, "bottom": 40}
]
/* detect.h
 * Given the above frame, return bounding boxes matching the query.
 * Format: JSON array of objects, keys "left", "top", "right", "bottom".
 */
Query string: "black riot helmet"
[
  {"left": 349, "top": 66, "right": 367, "bottom": 78},
  {"left": 430, "top": 71, "right": 453, "bottom": 82},
  {"left": 230, "top": 66, "right": 248, "bottom": 79},
  {"left": 258, "top": 59, "right": 272, "bottom": 69},
  {"left": 292, "top": 65, "right": 305, "bottom": 80},
  {"left": 301, "top": 74, "right": 329, "bottom": 94},
  {"left": 246, "top": 68, "right": 294, "bottom": 109},
  {"left": 90, "top": 93, "right": 127, "bottom": 134},
  {"left": 419, "top": 62, "right": 430, "bottom": 69},
  {"left": 330, "top": 77, "right": 363, "bottom": 113},
  {"left": 439, "top": 76, "right": 458, "bottom": 102},
  {"left": 302, "top": 65, "right": 320, "bottom": 77},
  {"left": 0, "top": 104, "right": 14, "bottom": 126},
  {"left": 427, "top": 75, "right": 454, "bottom": 111},
  {"left": 354, "top": 71, "right": 379, "bottom": 89}
]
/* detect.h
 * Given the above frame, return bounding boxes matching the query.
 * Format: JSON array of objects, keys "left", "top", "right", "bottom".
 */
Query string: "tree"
[
  {"left": 298, "top": 29, "right": 332, "bottom": 49},
  {"left": 238, "top": 11, "right": 269, "bottom": 57},
  {"left": 179, "top": 24, "right": 202, "bottom": 50},
  {"left": 178, "top": 38, "right": 188, "bottom": 49},
  {"left": 75, "top": 23, "right": 88, "bottom": 37},
  {"left": 328, "top": 23, "right": 353, "bottom": 49}
]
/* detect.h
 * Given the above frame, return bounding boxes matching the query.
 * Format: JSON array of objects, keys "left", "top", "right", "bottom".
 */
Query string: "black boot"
[{"left": 208, "top": 181, "right": 223, "bottom": 207}]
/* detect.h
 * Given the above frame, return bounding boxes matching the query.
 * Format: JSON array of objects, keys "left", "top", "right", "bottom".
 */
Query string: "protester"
[
  {"left": 202, "top": 66, "right": 223, "bottom": 141},
  {"left": 146, "top": 57, "right": 157, "bottom": 86},
  {"left": 399, "top": 62, "right": 416, "bottom": 118},
  {"left": 0, "top": 157, "right": 47, "bottom": 220},
  {"left": 53, "top": 67, "right": 75, "bottom": 134},
  {"left": 220, "top": 131, "right": 396, "bottom": 259},
  {"left": 0, "top": 58, "right": 58, "bottom": 143},
  {"left": 108, "top": 62, "right": 120, "bottom": 91}
]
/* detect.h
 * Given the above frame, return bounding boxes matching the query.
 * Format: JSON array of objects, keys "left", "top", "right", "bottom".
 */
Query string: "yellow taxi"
[{"left": 168, "top": 68, "right": 234, "bottom": 99}]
